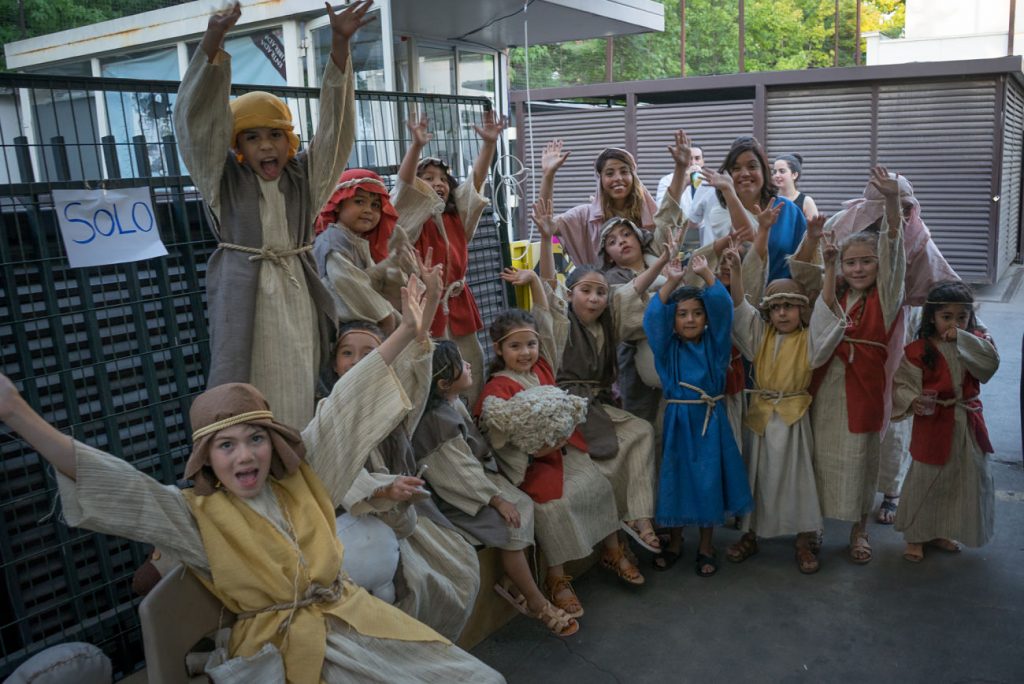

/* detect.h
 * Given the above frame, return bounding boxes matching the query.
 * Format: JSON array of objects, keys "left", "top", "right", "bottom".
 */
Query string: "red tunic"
[
  {"left": 417, "top": 215, "right": 484, "bottom": 338},
  {"left": 903, "top": 337, "right": 993, "bottom": 465},
  {"left": 725, "top": 346, "right": 746, "bottom": 396},
  {"left": 475, "top": 358, "right": 588, "bottom": 503},
  {"left": 811, "top": 287, "right": 895, "bottom": 433}
]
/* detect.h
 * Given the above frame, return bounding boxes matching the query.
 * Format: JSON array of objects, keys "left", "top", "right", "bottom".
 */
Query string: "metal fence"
[{"left": 0, "top": 73, "right": 510, "bottom": 679}]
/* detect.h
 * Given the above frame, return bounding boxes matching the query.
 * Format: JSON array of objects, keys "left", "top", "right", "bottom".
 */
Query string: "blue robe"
[
  {"left": 766, "top": 196, "right": 807, "bottom": 282},
  {"left": 642, "top": 281, "right": 752, "bottom": 527}
]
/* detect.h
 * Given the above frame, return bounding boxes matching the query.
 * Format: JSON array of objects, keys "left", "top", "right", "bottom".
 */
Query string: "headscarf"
[
  {"left": 184, "top": 383, "right": 305, "bottom": 496},
  {"left": 229, "top": 91, "right": 300, "bottom": 163},
  {"left": 597, "top": 216, "right": 654, "bottom": 265},
  {"left": 592, "top": 148, "right": 658, "bottom": 228},
  {"left": 758, "top": 278, "right": 810, "bottom": 326},
  {"left": 314, "top": 169, "right": 399, "bottom": 263}
]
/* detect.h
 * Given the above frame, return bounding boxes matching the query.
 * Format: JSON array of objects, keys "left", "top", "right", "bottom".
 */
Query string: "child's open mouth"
[
  {"left": 260, "top": 159, "right": 281, "bottom": 177},
  {"left": 235, "top": 468, "right": 260, "bottom": 488}
]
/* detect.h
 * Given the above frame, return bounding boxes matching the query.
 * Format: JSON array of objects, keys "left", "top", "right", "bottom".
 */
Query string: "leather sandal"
[
  {"left": 876, "top": 496, "right": 899, "bottom": 524},
  {"left": 726, "top": 532, "right": 759, "bottom": 563},
  {"left": 848, "top": 525, "right": 872, "bottom": 564},
  {"left": 545, "top": 574, "right": 584, "bottom": 618},
  {"left": 493, "top": 577, "right": 530, "bottom": 615},
  {"left": 601, "top": 541, "right": 645, "bottom": 586},
  {"left": 621, "top": 520, "right": 662, "bottom": 553},
  {"left": 532, "top": 600, "right": 580, "bottom": 637},
  {"left": 794, "top": 541, "right": 820, "bottom": 574}
]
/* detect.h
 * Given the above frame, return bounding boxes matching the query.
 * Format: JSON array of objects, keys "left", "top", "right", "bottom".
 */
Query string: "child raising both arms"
[
  {"left": 174, "top": 1, "right": 371, "bottom": 429},
  {"left": 892, "top": 282, "right": 999, "bottom": 562}
]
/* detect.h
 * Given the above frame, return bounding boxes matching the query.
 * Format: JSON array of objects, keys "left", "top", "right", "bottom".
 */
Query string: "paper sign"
[{"left": 53, "top": 187, "right": 168, "bottom": 268}]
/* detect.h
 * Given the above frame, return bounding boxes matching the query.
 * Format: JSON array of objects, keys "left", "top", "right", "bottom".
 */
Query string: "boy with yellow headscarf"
[{"left": 174, "top": 1, "right": 372, "bottom": 430}]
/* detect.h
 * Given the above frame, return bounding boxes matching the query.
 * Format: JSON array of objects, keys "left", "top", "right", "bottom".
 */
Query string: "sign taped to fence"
[{"left": 53, "top": 187, "right": 168, "bottom": 268}]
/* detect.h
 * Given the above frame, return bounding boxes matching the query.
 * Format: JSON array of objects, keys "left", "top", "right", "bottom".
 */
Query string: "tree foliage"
[{"left": 509, "top": 0, "right": 906, "bottom": 89}]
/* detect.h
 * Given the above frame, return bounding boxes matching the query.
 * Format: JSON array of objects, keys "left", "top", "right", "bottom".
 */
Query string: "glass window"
[
  {"left": 187, "top": 28, "right": 287, "bottom": 86},
  {"left": 458, "top": 51, "right": 495, "bottom": 99},
  {"left": 101, "top": 47, "right": 179, "bottom": 178},
  {"left": 312, "top": 10, "right": 385, "bottom": 89},
  {"left": 23, "top": 61, "right": 92, "bottom": 77},
  {"left": 418, "top": 45, "right": 455, "bottom": 95}
]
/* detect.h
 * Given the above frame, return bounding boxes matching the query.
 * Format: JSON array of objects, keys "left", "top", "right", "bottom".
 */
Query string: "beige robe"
[
  {"left": 892, "top": 332, "right": 999, "bottom": 546},
  {"left": 55, "top": 352, "right": 501, "bottom": 683}
]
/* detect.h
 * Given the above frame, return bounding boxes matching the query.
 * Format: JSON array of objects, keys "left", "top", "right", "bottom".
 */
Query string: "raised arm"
[
  {"left": 471, "top": 110, "right": 506, "bottom": 191},
  {"left": 703, "top": 169, "right": 756, "bottom": 244},
  {"left": 0, "top": 374, "right": 75, "bottom": 479},
  {"left": 750, "top": 200, "right": 781, "bottom": 260},
  {"left": 657, "top": 253, "right": 687, "bottom": 304},
  {"left": 326, "top": 0, "right": 374, "bottom": 73},
  {"left": 820, "top": 230, "right": 839, "bottom": 309},
  {"left": 500, "top": 268, "right": 545, "bottom": 315},
  {"left": 721, "top": 246, "right": 744, "bottom": 309},
  {"left": 398, "top": 112, "right": 430, "bottom": 186},
  {"left": 665, "top": 130, "right": 692, "bottom": 205},
  {"left": 538, "top": 139, "right": 570, "bottom": 209},
  {"left": 531, "top": 198, "right": 558, "bottom": 287},
  {"left": 199, "top": 2, "right": 240, "bottom": 61},
  {"left": 792, "top": 213, "right": 826, "bottom": 264}
]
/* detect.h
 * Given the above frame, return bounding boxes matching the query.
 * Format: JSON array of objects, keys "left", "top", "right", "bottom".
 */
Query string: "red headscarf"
[{"left": 314, "top": 169, "right": 398, "bottom": 263}]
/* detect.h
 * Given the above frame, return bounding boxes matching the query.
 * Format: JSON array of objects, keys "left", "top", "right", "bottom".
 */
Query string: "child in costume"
[
  {"left": 642, "top": 253, "right": 753, "bottom": 577},
  {"left": 412, "top": 341, "right": 578, "bottom": 637},
  {"left": 174, "top": 1, "right": 366, "bottom": 429},
  {"left": 475, "top": 216, "right": 631, "bottom": 618},
  {"left": 802, "top": 166, "right": 906, "bottom": 564},
  {"left": 892, "top": 282, "right": 998, "bottom": 562},
  {"left": 392, "top": 112, "right": 503, "bottom": 407},
  {"left": 0, "top": 276, "right": 504, "bottom": 683},
  {"left": 325, "top": 280, "right": 481, "bottom": 642},
  {"left": 722, "top": 227, "right": 845, "bottom": 574},
  {"left": 313, "top": 168, "right": 434, "bottom": 333}
]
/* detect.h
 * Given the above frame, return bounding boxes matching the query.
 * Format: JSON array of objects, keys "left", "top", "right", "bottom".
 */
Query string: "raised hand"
[
  {"left": 702, "top": 168, "right": 735, "bottom": 193},
  {"left": 473, "top": 110, "right": 507, "bottom": 144},
  {"left": 326, "top": 0, "right": 376, "bottom": 41},
  {"left": 821, "top": 230, "right": 839, "bottom": 264},
  {"left": 690, "top": 253, "right": 714, "bottom": 284},
  {"left": 416, "top": 247, "right": 443, "bottom": 297},
  {"left": 406, "top": 111, "right": 432, "bottom": 148},
  {"left": 661, "top": 225, "right": 682, "bottom": 260},
  {"left": 500, "top": 267, "right": 537, "bottom": 287},
  {"left": 721, "top": 245, "right": 742, "bottom": 275},
  {"left": 753, "top": 199, "right": 781, "bottom": 234},
  {"left": 667, "top": 129, "right": 692, "bottom": 168},
  {"left": 530, "top": 198, "right": 555, "bottom": 240},
  {"left": 400, "top": 273, "right": 427, "bottom": 337},
  {"left": 868, "top": 164, "right": 900, "bottom": 199},
  {"left": 806, "top": 213, "right": 827, "bottom": 241},
  {"left": 730, "top": 220, "right": 755, "bottom": 245},
  {"left": 541, "top": 139, "right": 571, "bottom": 176},
  {"left": 200, "top": 2, "right": 241, "bottom": 59}
]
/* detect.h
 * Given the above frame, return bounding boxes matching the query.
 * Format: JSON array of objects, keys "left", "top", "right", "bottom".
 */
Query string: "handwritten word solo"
[{"left": 53, "top": 188, "right": 168, "bottom": 268}]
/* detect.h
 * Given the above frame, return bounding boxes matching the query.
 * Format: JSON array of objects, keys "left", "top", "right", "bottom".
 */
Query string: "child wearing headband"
[
  {"left": 174, "top": 1, "right": 372, "bottom": 430},
  {"left": 412, "top": 341, "right": 578, "bottom": 637},
  {"left": 721, "top": 230, "right": 845, "bottom": 574},
  {"left": 474, "top": 207, "right": 633, "bottom": 620},
  {"left": 892, "top": 282, "right": 998, "bottom": 562},
  {"left": 391, "top": 111, "right": 505, "bottom": 407},
  {"left": 0, "top": 276, "right": 504, "bottom": 682},
  {"left": 642, "top": 253, "right": 753, "bottom": 577}
]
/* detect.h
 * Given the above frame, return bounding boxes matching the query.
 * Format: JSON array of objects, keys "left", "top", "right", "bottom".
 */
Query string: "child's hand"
[
  {"left": 661, "top": 226, "right": 682, "bottom": 262},
  {"left": 729, "top": 221, "right": 755, "bottom": 245},
  {"left": 473, "top": 110, "right": 507, "bottom": 145},
  {"left": 868, "top": 164, "right": 900, "bottom": 200},
  {"left": 663, "top": 255, "right": 686, "bottom": 281},
  {"left": 541, "top": 139, "right": 570, "bottom": 175},
  {"left": 417, "top": 247, "right": 444, "bottom": 298},
  {"left": 0, "top": 373, "right": 23, "bottom": 421},
  {"left": 690, "top": 254, "right": 713, "bottom": 283},
  {"left": 326, "top": 0, "right": 376, "bottom": 41},
  {"left": 207, "top": 2, "right": 241, "bottom": 38},
  {"left": 400, "top": 273, "right": 427, "bottom": 337},
  {"left": 667, "top": 129, "right": 692, "bottom": 168},
  {"left": 500, "top": 267, "right": 537, "bottom": 287},
  {"left": 753, "top": 200, "right": 781, "bottom": 234},
  {"left": 806, "top": 213, "right": 827, "bottom": 241},
  {"left": 530, "top": 198, "right": 555, "bottom": 240},
  {"left": 821, "top": 230, "right": 839, "bottom": 264},
  {"left": 406, "top": 112, "right": 432, "bottom": 148},
  {"left": 721, "top": 245, "right": 742, "bottom": 275},
  {"left": 375, "top": 475, "right": 426, "bottom": 502},
  {"left": 491, "top": 496, "right": 521, "bottom": 528},
  {"left": 702, "top": 168, "right": 734, "bottom": 193},
  {"left": 942, "top": 326, "right": 959, "bottom": 343}
]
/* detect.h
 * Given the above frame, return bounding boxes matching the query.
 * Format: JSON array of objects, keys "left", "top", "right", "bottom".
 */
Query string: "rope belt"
[
  {"left": 666, "top": 381, "right": 723, "bottom": 436},
  {"left": 559, "top": 379, "right": 606, "bottom": 400},
  {"left": 219, "top": 242, "right": 313, "bottom": 288},
  {"left": 935, "top": 395, "right": 982, "bottom": 413},
  {"left": 440, "top": 278, "right": 466, "bottom": 315},
  {"left": 236, "top": 578, "right": 343, "bottom": 633},
  {"left": 841, "top": 336, "right": 887, "bottom": 363},
  {"left": 742, "top": 388, "right": 810, "bottom": 405}
]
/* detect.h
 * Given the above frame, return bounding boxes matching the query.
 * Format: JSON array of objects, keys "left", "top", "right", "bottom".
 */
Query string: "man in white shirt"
[{"left": 655, "top": 145, "right": 712, "bottom": 249}]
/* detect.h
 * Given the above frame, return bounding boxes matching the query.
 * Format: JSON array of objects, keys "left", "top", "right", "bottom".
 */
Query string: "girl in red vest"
[
  {"left": 808, "top": 166, "right": 906, "bottom": 565},
  {"left": 892, "top": 282, "right": 999, "bottom": 562},
  {"left": 393, "top": 112, "right": 504, "bottom": 408}
]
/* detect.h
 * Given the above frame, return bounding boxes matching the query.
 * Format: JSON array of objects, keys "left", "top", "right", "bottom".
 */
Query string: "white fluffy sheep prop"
[{"left": 479, "top": 385, "right": 588, "bottom": 455}]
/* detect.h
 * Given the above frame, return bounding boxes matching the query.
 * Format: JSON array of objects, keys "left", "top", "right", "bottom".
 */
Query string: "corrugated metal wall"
[
  {"left": 635, "top": 100, "right": 755, "bottom": 191},
  {"left": 999, "top": 76, "right": 1023, "bottom": 277},
  {"left": 765, "top": 85, "right": 874, "bottom": 213},
  {"left": 876, "top": 79, "right": 998, "bottom": 283}
]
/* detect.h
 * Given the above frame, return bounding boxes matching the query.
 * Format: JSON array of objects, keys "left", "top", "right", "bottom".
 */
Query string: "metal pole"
[
  {"left": 856, "top": 0, "right": 862, "bottom": 65},
  {"left": 1010, "top": 0, "right": 1017, "bottom": 56},
  {"left": 606, "top": 37, "right": 613, "bottom": 82},
  {"left": 834, "top": 0, "right": 840, "bottom": 67},
  {"left": 680, "top": 0, "right": 686, "bottom": 77},
  {"left": 739, "top": 0, "right": 745, "bottom": 73}
]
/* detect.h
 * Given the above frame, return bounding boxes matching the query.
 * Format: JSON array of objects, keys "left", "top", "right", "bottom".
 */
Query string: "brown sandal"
[
  {"left": 726, "top": 532, "right": 759, "bottom": 563},
  {"left": 848, "top": 525, "right": 872, "bottom": 564},
  {"left": 621, "top": 520, "right": 662, "bottom": 553},
  {"left": 532, "top": 600, "right": 580, "bottom": 637},
  {"left": 601, "top": 541, "right": 645, "bottom": 586},
  {"left": 545, "top": 574, "right": 584, "bottom": 618},
  {"left": 794, "top": 541, "right": 820, "bottom": 574}
]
